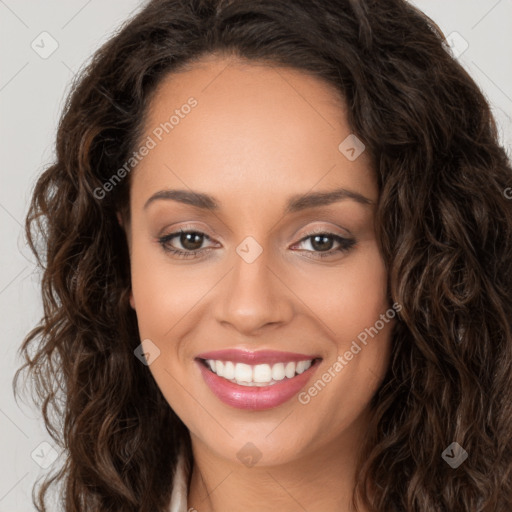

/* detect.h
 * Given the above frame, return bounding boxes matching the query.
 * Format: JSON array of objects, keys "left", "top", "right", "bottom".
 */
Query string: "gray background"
[{"left": 1, "top": 1, "right": 511, "bottom": 509}]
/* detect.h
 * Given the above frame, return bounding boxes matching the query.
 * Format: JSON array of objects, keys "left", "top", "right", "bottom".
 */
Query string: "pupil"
[
  {"left": 312, "top": 235, "right": 332, "bottom": 251},
  {"left": 181, "top": 232, "right": 203, "bottom": 250}
]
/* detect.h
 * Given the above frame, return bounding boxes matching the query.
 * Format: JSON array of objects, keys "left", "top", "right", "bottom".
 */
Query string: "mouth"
[
  {"left": 198, "top": 357, "right": 321, "bottom": 386},
  {"left": 194, "top": 350, "right": 322, "bottom": 410}
]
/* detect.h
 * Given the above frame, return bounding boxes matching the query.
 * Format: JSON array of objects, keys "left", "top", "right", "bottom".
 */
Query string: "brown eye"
[
  {"left": 178, "top": 231, "right": 205, "bottom": 251},
  {"left": 293, "top": 232, "right": 356, "bottom": 259},
  {"left": 309, "top": 234, "right": 335, "bottom": 251},
  {"left": 158, "top": 229, "right": 214, "bottom": 259}
]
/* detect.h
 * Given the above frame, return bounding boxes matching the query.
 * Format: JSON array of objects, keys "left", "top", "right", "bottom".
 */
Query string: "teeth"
[
  {"left": 284, "top": 362, "right": 296, "bottom": 379},
  {"left": 223, "top": 361, "right": 235, "bottom": 380},
  {"left": 253, "top": 364, "right": 272, "bottom": 383},
  {"left": 235, "top": 363, "right": 253, "bottom": 382},
  {"left": 204, "top": 359, "right": 315, "bottom": 386},
  {"left": 271, "top": 363, "right": 285, "bottom": 381},
  {"left": 296, "top": 360, "right": 312, "bottom": 374}
]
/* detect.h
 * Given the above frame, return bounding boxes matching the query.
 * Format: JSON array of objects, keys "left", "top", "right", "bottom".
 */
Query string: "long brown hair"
[{"left": 14, "top": 0, "right": 512, "bottom": 510}]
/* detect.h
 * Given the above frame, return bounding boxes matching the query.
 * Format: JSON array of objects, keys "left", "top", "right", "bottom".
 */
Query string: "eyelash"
[{"left": 157, "top": 228, "right": 356, "bottom": 260}]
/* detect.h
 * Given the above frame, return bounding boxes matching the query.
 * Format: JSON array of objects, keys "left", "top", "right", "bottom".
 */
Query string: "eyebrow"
[{"left": 143, "top": 186, "right": 374, "bottom": 213}]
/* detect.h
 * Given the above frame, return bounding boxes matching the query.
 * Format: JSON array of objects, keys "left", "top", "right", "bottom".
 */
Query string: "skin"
[{"left": 120, "top": 54, "right": 395, "bottom": 512}]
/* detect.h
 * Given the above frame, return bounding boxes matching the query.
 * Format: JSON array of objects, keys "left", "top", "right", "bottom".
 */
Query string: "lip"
[
  {"left": 195, "top": 349, "right": 319, "bottom": 365},
  {"left": 195, "top": 355, "right": 322, "bottom": 411}
]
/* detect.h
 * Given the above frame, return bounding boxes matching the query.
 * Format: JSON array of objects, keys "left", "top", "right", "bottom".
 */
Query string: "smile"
[
  {"left": 195, "top": 349, "right": 322, "bottom": 410},
  {"left": 203, "top": 359, "right": 315, "bottom": 386}
]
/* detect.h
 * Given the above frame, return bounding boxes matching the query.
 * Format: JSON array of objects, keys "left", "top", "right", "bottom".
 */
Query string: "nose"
[{"left": 214, "top": 249, "right": 294, "bottom": 336}]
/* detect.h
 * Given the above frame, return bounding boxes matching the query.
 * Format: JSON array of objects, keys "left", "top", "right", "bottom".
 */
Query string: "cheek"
[
  {"left": 296, "top": 247, "right": 393, "bottom": 437},
  {"left": 129, "top": 239, "right": 208, "bottom": 336},
  {"left": 295, "top": 240, "right": 389, "bottom": 341},
  {"left": 128, "top": 243, "right": 198, "bottom": 408}
]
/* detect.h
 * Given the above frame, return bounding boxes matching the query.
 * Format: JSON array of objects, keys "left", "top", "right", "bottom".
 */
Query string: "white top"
[{"left": 167, "top": 448, "right": 190, "bottom": 512}]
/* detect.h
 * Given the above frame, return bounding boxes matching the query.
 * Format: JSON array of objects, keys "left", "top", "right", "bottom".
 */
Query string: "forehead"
[{"left": 130, "top": 55, "right": 377, "bottom": 212}]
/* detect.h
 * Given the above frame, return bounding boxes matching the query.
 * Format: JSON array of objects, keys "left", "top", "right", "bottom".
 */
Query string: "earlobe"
[
  {"left": 116, "top": 211, "right": 123, "bottom": 228},
  {"left": 129, "top": 290, "right": 135, "bottom": 310}
]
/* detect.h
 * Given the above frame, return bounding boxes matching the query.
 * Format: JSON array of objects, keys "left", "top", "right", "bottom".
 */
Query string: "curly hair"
[{"left": 13, "top": 0, "right": 512, "bottom": 510}]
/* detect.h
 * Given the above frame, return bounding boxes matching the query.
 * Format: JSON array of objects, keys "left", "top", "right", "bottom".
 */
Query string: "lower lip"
[{"left": 196, "top": 359, "right": 320, "bottom": 410}]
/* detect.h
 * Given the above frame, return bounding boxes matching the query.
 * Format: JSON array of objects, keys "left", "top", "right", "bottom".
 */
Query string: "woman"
[{"left": 14, "top": 0, "right": 512, "bottom": 511}]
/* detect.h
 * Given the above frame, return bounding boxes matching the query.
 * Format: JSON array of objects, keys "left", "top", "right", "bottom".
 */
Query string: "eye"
[
  {"left": 157, "top": 229, "right": 356, "bottom": 260},
  {"left": 158, "top": 229, "right": 216, "bottom": 259},
  {"left": 291, "top": 231, "right": 356, "bottom": 259}
]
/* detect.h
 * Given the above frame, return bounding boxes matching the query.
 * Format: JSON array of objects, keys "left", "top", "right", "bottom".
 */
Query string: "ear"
[
  {"left": 129, "top": 289, "right": 136, "bottom": 310},
  {"left": 116, "top": 211, "right": 124, "bottom": 228}
]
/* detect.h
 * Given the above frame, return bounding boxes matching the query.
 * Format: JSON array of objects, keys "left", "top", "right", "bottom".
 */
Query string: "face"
[{"left": 122, "top": 55, "right": 395, "bottom": 468}]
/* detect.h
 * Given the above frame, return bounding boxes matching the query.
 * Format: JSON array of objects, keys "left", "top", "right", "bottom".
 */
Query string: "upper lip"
[{"left": 195, "top": 349, "right": 321, "bottom": 365}]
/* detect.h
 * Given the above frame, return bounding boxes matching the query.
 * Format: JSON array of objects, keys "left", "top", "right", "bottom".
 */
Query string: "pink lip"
[
  {"left": 195, "top": 356, "right": 321, "bottom": 411},
  {"left": 195, "top": 349, "right": 319, "bottom": 365}
]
